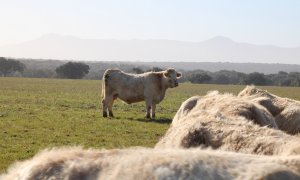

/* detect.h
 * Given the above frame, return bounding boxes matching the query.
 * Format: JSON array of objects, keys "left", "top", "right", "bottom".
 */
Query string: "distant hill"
[
  {"left": 130, "top": 62, "right": 300, "bottom": 74},
  {"left": 1, "top": 34, "right": 300, "bottom": 64},
  {"left": 19, "top": 59, "right": 300, "bottom": 74}
]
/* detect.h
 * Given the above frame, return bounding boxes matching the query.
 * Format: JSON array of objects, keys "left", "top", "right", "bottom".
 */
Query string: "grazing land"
[{"left": 1, "top": 77, "right": 300, "bottom": 172}]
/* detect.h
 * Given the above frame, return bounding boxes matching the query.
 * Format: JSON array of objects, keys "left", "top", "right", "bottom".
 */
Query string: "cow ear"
[{"left": 176, "top": 72, "right": 182, "bottom": 78}]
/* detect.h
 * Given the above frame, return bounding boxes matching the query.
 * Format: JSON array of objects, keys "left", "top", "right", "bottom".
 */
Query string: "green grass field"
[{"left": 1, "top": 77, "right": 300, "bottom": 172}]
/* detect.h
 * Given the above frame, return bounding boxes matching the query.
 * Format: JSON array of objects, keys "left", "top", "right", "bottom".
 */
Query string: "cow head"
[
  {"left": 163, "top": 68, "right": 182, "bottom": 88},
  {"left": 238, "top": 86, "right": 273, "bottom": 98},
  {"left": 238, "top": 86, "right": 259, "bottom": 96}
]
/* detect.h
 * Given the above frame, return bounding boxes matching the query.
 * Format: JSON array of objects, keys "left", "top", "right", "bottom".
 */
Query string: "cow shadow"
[
  {"left": 110, "top": 116, "right": 172, "bottom": 124},
  {"left": 135, "top": 118, "right": 172, "bottom": 124}
]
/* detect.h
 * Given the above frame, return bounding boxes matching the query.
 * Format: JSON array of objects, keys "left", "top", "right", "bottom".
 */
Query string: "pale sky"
[{"left": 0, "top": 0, "right": 300, "bottom": 47}]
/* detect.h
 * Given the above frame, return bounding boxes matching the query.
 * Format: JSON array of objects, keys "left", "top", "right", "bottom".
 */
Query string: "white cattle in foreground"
[
  {"left": 101, "top": 68, "right": 182, "bottom": 118},
  {"left": 3, "top": 147, "right": 300, "bottom": 180},
  {"left": 171, "top": 91, "right": 278, "bottom": 128},
  {"left": 156, "top": 92, "right": 300, "bottom": 156},
  {"left": 238, "top": 85, "right": 300, "bottom": 135}
]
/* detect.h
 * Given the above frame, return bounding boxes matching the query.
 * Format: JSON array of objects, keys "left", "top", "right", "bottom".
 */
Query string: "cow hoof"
[
  {"left": 146, "top": 115, "right": 151, "bottom": 119},
  {"left": 109, "top": 112, "right": 114, "bottom": 117},
  {"left": 103, "top": 112, "right": 108, "bottom": 118}
]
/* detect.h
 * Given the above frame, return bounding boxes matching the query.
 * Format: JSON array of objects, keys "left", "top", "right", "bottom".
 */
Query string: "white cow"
[
  {"left": 101, "top": 68, "right": 182, "bottom": 118},
  {"left": 3, "top": 147, "right": 300, "bottom": 180}
]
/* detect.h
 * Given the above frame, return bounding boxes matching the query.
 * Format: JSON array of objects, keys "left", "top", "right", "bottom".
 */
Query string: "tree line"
[
  {"left": 1, "top": 57, "right": 300, "bottom": 87},
  {"left": 0, "top": 57, "right": 89, "bottom": 79},
  {"left": 181, "top": 70, "right": 300, "bottom": 87}
]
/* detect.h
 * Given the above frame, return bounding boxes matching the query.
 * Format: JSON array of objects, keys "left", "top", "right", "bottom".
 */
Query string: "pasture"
[{"left": 1, "top": 77, "right": 300, "bottom": 172}]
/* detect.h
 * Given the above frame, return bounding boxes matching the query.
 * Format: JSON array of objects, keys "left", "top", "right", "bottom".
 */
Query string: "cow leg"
[
  {"left": 102, "top": 98, "right": 108, "bottom": 117},
  {"left": 145, "top": 100, "right": 152, "bottom": 119},
  {"left": 102, "top": 95, "right": 113, "bottom": 118},
  {"left": 108, "top": 98, "right": 115, "bottom": 118},
  {"left": 151, "top": 103, "right": 156, "bottom": 119}
]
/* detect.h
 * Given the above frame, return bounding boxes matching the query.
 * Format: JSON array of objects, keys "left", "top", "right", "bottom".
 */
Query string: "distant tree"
[
  {"left": 132, "top": 67, "right": 144, "bottom": 74},
  {"left": 0, "top": 57, "right": 26, "bottom": 77},
  {"left": 279, "top": 78, "right": 292, "bottom": 86},
  {"left": 22, "top": 69, "right": 55, "bottom": 78},
  {"left": 189, "top": 72, "right": 212, "bottom": 84},
  {"left": 268, "top": 71, "right": 289, "bottom": 86},
  {"left": 152, "top": 67, "right": 164, "bottom": 72},
  {"left": 243, "top": 72, "right": 267, "bottom": 85},
  {"left": 55, "top": 62, "right": 90, "bottom": 79},
  {"left": 213, "top": 74, "right": 230, "bottom": 84},
  {"left": 278, "top": 71, "right": 288, "bottom": 76},
  {"left": 146, "top": 67, "right": 164, "bottom": 72},
  {"left": 288, "top": 72, "right": 300, "bottom": 86}
]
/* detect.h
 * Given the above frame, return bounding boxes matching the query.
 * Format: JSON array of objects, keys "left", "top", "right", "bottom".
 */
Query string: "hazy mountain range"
[{"left": 1, "top": 34, "right": 299, "bottom": 64}]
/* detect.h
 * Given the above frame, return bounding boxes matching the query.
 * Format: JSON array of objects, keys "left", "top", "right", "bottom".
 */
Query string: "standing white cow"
[{"left": 101, "top": 68, "right": 182, "bottom": 118}]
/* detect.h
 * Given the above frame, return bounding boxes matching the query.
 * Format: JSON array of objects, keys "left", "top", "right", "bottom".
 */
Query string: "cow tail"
[
  {"left": 101, "top": 78, "right": 105, "bottom": 100},
  {"left": 101, "top": 70, "right": 107, "bottom": 100},
  {"left": 101, "top": 69, "right": 110, "bottom": 100}
]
